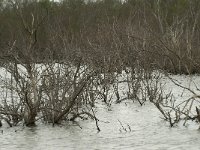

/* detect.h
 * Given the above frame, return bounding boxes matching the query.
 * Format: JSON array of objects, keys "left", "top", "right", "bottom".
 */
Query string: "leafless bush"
[
  {"left": 160, "top": 74, "right": 200, "bottom": 127},
  {"left": 40, "top": 62, "right": 95, "bottom": 124},
  {"left": 141, "top": 70, "right": 200, "bottom": 127},
  {"left": 0, "top": 61, "right": 43, "bottom": 126}
]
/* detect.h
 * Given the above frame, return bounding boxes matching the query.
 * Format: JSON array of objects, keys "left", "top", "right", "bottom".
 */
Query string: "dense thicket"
[
  {"left": 1, "top": 0, "right": 200, "bottom": 73},
  {"left": 1, "top": 0, "right": 200, "bottom": 127}
]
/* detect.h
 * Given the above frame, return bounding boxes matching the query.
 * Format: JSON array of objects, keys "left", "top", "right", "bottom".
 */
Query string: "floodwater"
[
  {"left": 1, "top": 102, "right": 200, "bottom": 150},
  {"left": 1, "top": 71, "right": 200, "bottom": 150}
]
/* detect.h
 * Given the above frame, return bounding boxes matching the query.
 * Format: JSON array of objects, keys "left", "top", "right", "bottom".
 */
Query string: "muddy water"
[{"left": 1, "top": 102, "right": 200, "bottom": 150}]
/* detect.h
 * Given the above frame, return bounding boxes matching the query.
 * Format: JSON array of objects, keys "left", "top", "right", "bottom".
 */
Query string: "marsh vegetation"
[{"left": 0, "top": 0, "right": 200, "bottom": 138}]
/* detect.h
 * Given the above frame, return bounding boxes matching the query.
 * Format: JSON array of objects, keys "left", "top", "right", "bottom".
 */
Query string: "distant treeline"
[{"left": 1, "top": 0, "right": 200, "bottom": 74}]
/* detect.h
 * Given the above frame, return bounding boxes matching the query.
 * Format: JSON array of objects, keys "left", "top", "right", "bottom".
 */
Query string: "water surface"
[{"left": 1, "top": 102, "right": 200, "bottom": 150}]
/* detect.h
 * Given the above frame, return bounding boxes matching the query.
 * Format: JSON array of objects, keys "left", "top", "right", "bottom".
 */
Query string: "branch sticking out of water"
[
  {"left": 118, "top": 119, "right": 131, "bottom": 133},
  {"left": 91, "top": 108, "right": 100, "bottom": 132}
]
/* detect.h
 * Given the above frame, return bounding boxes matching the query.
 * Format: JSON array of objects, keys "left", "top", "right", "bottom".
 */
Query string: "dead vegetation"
[{"left": 0, "top": 0, "right": 200, "bottom": 129}]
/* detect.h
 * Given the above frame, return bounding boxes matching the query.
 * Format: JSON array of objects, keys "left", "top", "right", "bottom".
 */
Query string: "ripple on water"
[{"left": 1, "top": 103, "right": 200, "bottom": 150}]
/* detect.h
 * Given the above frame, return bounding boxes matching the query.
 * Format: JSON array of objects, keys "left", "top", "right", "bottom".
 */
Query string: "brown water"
[{"left": 1, "top": 102, "right": 200, "bottom": 150}]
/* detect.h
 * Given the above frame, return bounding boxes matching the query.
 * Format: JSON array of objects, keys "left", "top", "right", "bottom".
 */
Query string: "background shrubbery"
[{"left": 0, "top": 0, "right": 200, "bottom": 74}]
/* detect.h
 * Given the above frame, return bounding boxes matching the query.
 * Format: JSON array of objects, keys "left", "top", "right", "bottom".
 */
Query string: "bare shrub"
[
  {"left": 142, "top": 71, "right": 200, "bottom": 127},
  {"left": 0, "top": 62, "right": 43, "bottom": 126},
  {"left": 40, "top": 62, "right": 95, "bottom": 124}
]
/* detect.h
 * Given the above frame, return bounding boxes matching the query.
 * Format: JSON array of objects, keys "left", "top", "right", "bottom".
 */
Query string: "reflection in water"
[{"left": 1, "top": 102, "right": 200, "bottom": 150}]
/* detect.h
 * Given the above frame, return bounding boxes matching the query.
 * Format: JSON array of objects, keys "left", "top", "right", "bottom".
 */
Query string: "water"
[{"left": 1, "top": 102, "right": 200, "bottom": 150}]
